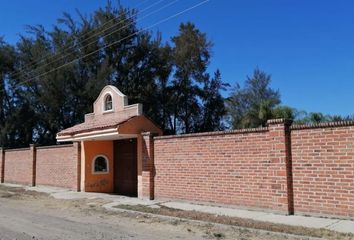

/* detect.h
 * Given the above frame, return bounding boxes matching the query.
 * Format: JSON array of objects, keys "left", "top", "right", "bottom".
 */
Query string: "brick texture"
[
  {"left": 154, "top": 121, "right": 292, "bottom": 213},
  {"left": 154, "top": 120, "right": 354, "bottom": 218},
  {"left": 140, "top": 132, "right": 155, "bottom": 200},
  {"left": 36, "top": 144, "right": 79, "bottom": 189},
  {"left": 1, "top": 119, "right": 354, "bottom": 219},
  {"left": 4, "top": 148, "right": 33, "bottom": 185},
  {"left": 291, "top": 125, "right": 354, "bottom": 218}
]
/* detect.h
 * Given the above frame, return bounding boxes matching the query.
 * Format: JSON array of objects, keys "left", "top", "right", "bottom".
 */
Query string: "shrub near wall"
[
  {"left": 36, "top": 144, "right": 78, "bottom": 189},
  {"left": 291, "top": 124, "right": 354, "bottom": 218}
]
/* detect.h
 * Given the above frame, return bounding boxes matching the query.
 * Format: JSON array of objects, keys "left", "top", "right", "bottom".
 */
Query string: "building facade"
[
  {"left": 1, "top": 85, "right": 354, "bottom": 219},
  {"left": 57, "top": 85, "right": 162, "bottom": 198}
]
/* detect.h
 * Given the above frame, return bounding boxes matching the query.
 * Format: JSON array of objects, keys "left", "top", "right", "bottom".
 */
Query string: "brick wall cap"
[
  {"left": 291, "top": 120, "right": 354, "bottom": 130},
  {"left": 154, "top": 127, "right": 269, "bottom": 140},
  {"left": 267, "top": 118, "right": 293, "bottom": 125},
  {"left": 5, "top": 147, "right": 30, "bottom": 152},
  {"left": 36, "top": 144, "right": 74, "bottom": 150}
]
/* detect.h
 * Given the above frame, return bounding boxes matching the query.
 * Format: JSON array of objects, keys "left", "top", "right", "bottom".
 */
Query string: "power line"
[
  {"left": 8, "top": 0, "right": 162, "bottom": 79},
  {"left": 7, "top": 0, "right": 161, "bottom": 79},
  {"left": 9, "top": 0, "right": 210, "bottom": 91},
  {"left": 12, "top": 0, "right": 179, "bottom": 80}
]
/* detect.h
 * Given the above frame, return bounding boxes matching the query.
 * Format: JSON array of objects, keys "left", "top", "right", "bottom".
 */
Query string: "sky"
[{"left": 0, "top": 0, "right": 353, "bottom": 116}]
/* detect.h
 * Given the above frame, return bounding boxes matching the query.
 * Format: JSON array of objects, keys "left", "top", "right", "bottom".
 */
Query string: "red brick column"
[
  {"left": 73, "top": 142, "right": 81, "bottom": 192},
  {"left": 141, "top": 132, "right": 155, "bottom": 200},
  {"left": 0, "top": 148, "right": 4, "bottom": 183},
  {"left": 29, "top": 144, "right": 37, "bottom": 186},
  {"left": 267, "top": 119, "right": 294, "bottom": 214}
]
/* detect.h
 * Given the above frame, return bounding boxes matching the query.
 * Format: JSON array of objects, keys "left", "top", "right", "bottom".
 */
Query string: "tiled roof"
[{"left": 57, "top": 116, "right": 136, "bottom": 136}]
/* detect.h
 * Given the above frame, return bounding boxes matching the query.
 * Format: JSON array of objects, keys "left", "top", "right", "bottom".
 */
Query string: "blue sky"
[{"left": 1, "top": 0, "right": 353, "bottom": 116}]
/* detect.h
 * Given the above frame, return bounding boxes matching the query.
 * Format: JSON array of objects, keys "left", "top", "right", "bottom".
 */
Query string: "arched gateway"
[{"left": 57, "top": 85, "right": 162, "bottom": 198}]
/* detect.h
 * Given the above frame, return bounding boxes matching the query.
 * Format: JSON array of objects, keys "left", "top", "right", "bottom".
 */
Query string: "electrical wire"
[
  {"left": 7, "top": 0, "right": 210, "bottom": 91},
  {"left": 13, "top": 0, "right": 180, "bottom": 80},
  {"left": 7, "top": 0, "right": 160, "bottom": 78}
]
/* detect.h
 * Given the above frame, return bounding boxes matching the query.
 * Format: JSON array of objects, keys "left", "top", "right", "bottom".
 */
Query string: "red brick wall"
[
  {"left": 141, "top": 132, "right": 155, "bottom": 200},
  {"left": 4, "top": 148, "right": 33, "bottom": 185},
  {"left": 36, "top": 144, "right": 78, "bottom": 189},
  {"left": 1, "top": 144, "right": 79, "bottom": 189},
  {"left": 1, "top": 119, "right": 353, "bottom": 219},
  {"left": 154, "top": 121, "right": 292, "bottom": 213},
  {"left": 154, "top": 120, "right": 354, "bottom": 218},
  {"left": 291, "top": 124, "right": 354, "bottom": 218}
]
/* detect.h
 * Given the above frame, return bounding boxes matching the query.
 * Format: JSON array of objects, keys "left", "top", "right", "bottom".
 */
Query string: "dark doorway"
[{"left": 113, "top": 138, "right": 138, "bottom": 197}]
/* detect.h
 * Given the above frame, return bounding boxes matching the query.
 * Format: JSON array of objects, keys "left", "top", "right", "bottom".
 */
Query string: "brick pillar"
[
  {"left": 73, "top": 142, "right": 81, "bottom": 192},
  {"left": 0, "top": 148, "right": 4, "bottom": 183},
  {"left": 267, "top": 119, "right": 294, "bottom": 215},
  {"left": 140, "top": 132, "right": 155, "bottom": 200},
  {"left": 29, "top": 144, "right": 36, "bottom": 187}
]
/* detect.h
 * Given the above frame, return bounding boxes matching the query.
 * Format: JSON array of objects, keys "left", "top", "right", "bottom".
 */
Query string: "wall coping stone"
[
  {"left": 155, "top": 127, "right": 269, "bottom": 140},
  {"left": 5, "top": 147, "right": 30, "bottom": 152},
  {"left": 291, "top": 120, "right": 354, "bottom": 130},
  {"left": 36, "top": 144, "right": 73, "bottom": 150},
  {"left": 267, "top": 118, "right": 293, "bottom": 125}
]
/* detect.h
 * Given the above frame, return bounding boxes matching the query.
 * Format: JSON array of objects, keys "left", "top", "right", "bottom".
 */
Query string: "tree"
[
  {"left": 293, "top": 112, "right": 328, "bottom": 125},
  {"left": 0, "top": 38, "right": 36, "bottom": 148},
  {"left": 227, "top": 68, "right": 280, "bottom": 128},
  {"left": 0, "top": 38, "right": 15, "bottom": 147},
  {"left": 11, "top": 4, "right": 148, "bottom": 145},
  {"left": 272, "top": 106, "right": 296, "bottom": 120},
  {"left": 328, "top": 114, "right": 354, "bottom": 122},
  {"left": 169, "top": 22, "right": 226, "bottom": 133},
  {"left": 199, "top": 70, "right": 228, "bottom": 132},
  {"left": 0, "top": 3, "right": 227, "bottom": 147}
]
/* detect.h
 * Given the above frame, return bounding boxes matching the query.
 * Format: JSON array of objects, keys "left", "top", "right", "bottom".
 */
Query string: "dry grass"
[{"left": 115, "top": 204, "right": 354, "bottom": 240}]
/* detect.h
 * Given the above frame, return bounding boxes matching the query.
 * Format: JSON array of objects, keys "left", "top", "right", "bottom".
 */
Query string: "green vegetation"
[
  {"left": 226, "top": 68, "right": 354, "bottom": 129},
  {"left": 0, "top": 3, "right": 226, "bottom": 147},
  {"left": 0, "top": 2, "right": 352, "bottom": 147}
]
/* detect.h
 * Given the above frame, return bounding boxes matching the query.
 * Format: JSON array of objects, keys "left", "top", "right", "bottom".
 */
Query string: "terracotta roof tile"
[{"left": 57, "top": 115, "right": 136, "bottom": 136}]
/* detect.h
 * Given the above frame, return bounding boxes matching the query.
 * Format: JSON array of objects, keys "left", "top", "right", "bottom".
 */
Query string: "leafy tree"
[
  {"left": 198, "top": 70, "right": 229, "bottom": 132},
  {"left": 159, "top": 22, "right": 228, "bottom": 134},
  {"left": 328, "top": 114, "right": 354, "bottom": 122},
  {"left": 0, "top": 3, "right": 227, "bottom": 147},
  {"left": 9, "top": 5, "right": 135, "bottom": 145},
  {"left": 294, "top": 112, "right": 331, "bottom": 125},
  {"left": 169, "top": 22, "right": 212, "bottom": 133},
  {"left": 227, "top": 68, "right": 280, "bottom": 128},
  {"left": 0, "top": 38, "right": 15, "bottom": 147},
  {"left": 308, "top": 112, "right": 327, "bottom": 124},
  {"left": 226, "top": 67, "right": 353, "bottom": 128},
  {"left": 272, "top": 106, "right": 296, "bottom": 120},
  {"left": 0, "top": 38, "right": 35, "bottom": 148}
]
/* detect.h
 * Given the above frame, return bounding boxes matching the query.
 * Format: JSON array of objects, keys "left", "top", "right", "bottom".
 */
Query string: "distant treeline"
[{"left": 0, "top": 2, "right": 352, "bottom": 148}]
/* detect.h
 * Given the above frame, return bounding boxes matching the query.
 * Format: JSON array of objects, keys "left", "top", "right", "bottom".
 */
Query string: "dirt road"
[
  {"left": 0, "top": 201, "right": 208, "bottom": 240},
  {"left": 0, "top": 185, "right": 317, "bottom": 240}
]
